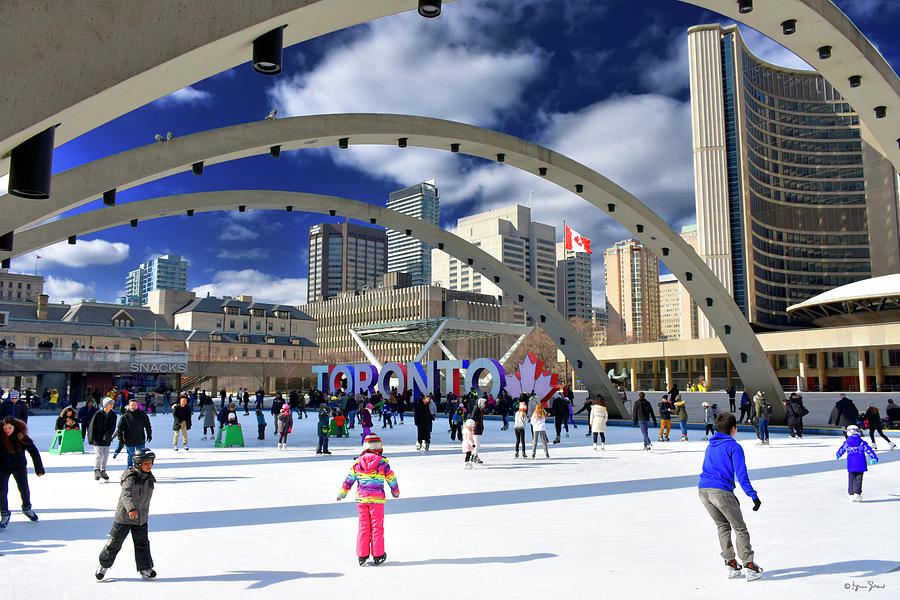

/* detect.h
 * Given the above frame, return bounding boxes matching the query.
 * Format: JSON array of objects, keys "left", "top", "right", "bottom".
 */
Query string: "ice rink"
[{"left": 1, "top": 413, "right": 898, "bottom": 599}]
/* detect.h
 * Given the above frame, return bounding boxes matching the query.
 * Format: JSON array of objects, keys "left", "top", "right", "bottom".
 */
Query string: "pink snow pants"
[{"left": 356, "top": 503, "right": 385, "bottom": 558}]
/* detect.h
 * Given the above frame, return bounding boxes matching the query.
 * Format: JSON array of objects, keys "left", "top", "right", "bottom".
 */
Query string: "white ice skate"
[
  {"left": 853, "top": 494, "right": 863, "bottom": 502},
  {"left": 593, "top": 443, "right": 598, "bottom": 450},
  {"left": 744, "top": 562, "right": 764, "bottom": 581},
  {"left": 277, "top": 443, "right": 283, "bottom": 450},
  {"left": 600, "top": 443, "right": 606, "bottom": 450}
]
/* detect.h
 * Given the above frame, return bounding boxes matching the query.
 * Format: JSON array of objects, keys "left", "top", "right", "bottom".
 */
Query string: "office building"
[
  {"left": 431, "top": 204, "right": 557, "bottom": 322},
  {"left": 604, "top": 239, "right": 660, "bottom": 344},
  {"left": 556, "top": 242, "right": 592, "bottom": 322},
  {"left": 590, "top": 306, "right": 608, "bottom": 346},
  {"left": 689, "top": 24, "right": 900, "bottom": 332},
  {"left": 118, "top": 254, "right": 188, "bottom": 306},
  {"left": 306, "top": 222, "right": 387, "bottom": 302},
  {"left": 659, "top": 274, "right": 681, "bottom": 341},
  {"left": 0, "top": 270, "right": 43, "bottom": 302},
  {"left": 386, "top": 180, "right": 440, "bottom": 286}
]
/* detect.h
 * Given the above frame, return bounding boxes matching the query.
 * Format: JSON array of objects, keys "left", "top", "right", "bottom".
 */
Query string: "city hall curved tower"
[{"left": 689, "top": 24, "right": 900, "bottom": 332}]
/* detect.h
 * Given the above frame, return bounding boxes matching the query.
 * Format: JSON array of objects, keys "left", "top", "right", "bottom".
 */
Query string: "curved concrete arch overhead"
[
  {"left": 5, "top": 190, "right": 630, "bottom": 417},
  {"left": 0, "top": 113, "right": 786, "bottom": 413},
  {"left": 683, "top": 0, "right": 900, "bottom": 167},
  {"left": 0, "top": 0, "right": 456, "bottom": 175}
]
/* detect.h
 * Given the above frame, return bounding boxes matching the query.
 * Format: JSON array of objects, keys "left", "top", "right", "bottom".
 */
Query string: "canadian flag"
[{"left": 564, "top": 224, "right": 592, "bottom": 254}]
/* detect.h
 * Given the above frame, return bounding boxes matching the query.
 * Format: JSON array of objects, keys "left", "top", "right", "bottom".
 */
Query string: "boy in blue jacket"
[
  {"left": 836, "top": 425, "right": 878, "bottom": 502},
  {"left": 698, "top": 413, "right": 764, "bottom": 581}
]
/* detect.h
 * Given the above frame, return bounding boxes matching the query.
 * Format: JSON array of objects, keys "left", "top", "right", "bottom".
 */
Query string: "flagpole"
[{"left": 562, "top": 221, "right": 569, "bottom": 389}]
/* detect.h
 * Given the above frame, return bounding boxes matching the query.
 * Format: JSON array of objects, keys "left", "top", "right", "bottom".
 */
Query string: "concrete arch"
[
  {"left": 6, "top": 190, "right": 630, "bottom": 417},
  {"left": 0, "top": 113, "right": 787, "bottom": 415},
  {"left": 0, "top": 0, "right": 452, "bottom": 175},
  {"left": 2, "top": 0, "right": 898, "bottom": 178}
]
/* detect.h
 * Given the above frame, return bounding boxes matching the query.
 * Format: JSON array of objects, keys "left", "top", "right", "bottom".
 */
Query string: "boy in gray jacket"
[{"left": 95, "top": 448, "right": 157, "bottom": 581}]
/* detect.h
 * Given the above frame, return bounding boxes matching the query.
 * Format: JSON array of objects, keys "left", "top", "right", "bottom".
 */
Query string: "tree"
[{"left": 505, "top": 326, "right": 562, "bottom": 375}]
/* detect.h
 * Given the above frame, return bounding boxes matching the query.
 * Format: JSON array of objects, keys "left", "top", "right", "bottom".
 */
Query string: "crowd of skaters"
[{"left": 1, "top": 380, "right": 898, "bottom": 582}]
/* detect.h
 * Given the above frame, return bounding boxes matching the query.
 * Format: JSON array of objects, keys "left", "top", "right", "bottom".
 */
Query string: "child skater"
[
  {"left": 449, "top": 405, "right": 465, "bottom": 441},
  {"left": 462, "top": 419, "right": 476, "bottom": 470},
  {"left": 836, "top": 425, "right": 879, "bottom": 502},
  {"left": 95, "top": 448, "right": 157, "bottom": 581},
  {"left": 255, "top": 409, "right": 266, "bottom": 440},
  {"left": 514, "top": 401, "right": 528, "bottom": 458},
  {"left": 276, "top": 404, "right": 293, "bottom": 451},
  {"left": 337, "top": 434, "right": 399, "bottom": 566},
  {"left": 316, "top": 405, "right": 332, "bottom": 455}
]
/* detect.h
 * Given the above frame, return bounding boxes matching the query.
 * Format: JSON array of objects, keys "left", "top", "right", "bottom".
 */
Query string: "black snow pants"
[{"left": 99, "top": 521, "right": 153, "bottom": 571}]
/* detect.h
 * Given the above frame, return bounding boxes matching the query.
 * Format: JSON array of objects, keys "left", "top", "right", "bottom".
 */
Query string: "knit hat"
[
  {"left": 846, "top": 425, "right": 861, "bottom": 436},
  {"left": 102, "top": 397, "right": 115, "bottom": 408},
  {"left": 228, "top": 412, "right": 236, "bottom": 421},
  {"left": 464, "top": 419, "right": 476, "bottom": 429},
  {"left": 701, "top": 401, "right": 709, "bottom": 407},
  {"left": 518, "top": 402, "right": 527, "bottom": 411},
  {"left": 362, "top": 434, "right": 383, "bottom": 454},
  {"left": 282, "top": 405, "right": 290, "bottom": 413}
]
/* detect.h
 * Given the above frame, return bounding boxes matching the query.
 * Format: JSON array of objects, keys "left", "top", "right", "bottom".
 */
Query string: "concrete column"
[
  {"left": 665, "top": 358, "right": 672, "bottom": 392},
  {"left": 652, "top": 359, "right": 659, "bottom": 391},
  {"left": 630, "top": 359, "right": 637, "bottom": 392},
  {"left": 703, "top": 355, "right": 711, "bottom": 390},
  {"left": 797, "top": 353, "right": 807, "bottom": 392},
  {"left": 210, "top": 376, "right": 219, "bottom": 395},
  {"left": 726, "top": 359, "right": 732, "bottom": 387},
  {"left": 874, "top": 348, "right": 884, "bottom": 392},
  {"left": 817, "top": 352, "right": 826, "bottom": 392},
  {"left": 687, "top": 360, "right": 693, "bottom": 387},
  {"left": 857, "top": 347, "right": 867, "bottom": 393}
]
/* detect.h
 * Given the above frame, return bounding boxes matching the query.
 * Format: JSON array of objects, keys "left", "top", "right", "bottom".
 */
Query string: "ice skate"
[
  {"left": 173, "top": 445, "right": 178, "bottom": 451},
  {"left": 358, "top": 556, "right": 368, "bottom": 566},
  {"left": 703, "top": 436, "right": 709, "bottom": 441},
  {"left": 681, "top": 435, "right": 688, "bottom": 442},
  {"left": 184, "top": 446, "right": 189, "bottom": 452},
  {"left": 94, "top": 469, "right": 101, "bottom": 481},
  {"left": 324, "top": 450, "right": 332, "bottom": 455},
  {"left": 872, "top": 443, "right": 878, "bottom": 450},
  {"left": 23, "top": 508, "right": 38, "bottom": 522},
  {"left": 593, "top": 443, "right": 598, "bottom": 450},
  {"left": 373, "top": 553, "right": 387, "bottom": 566},
  {"left": 473, "top": 455, "right": 483, "bottom": 464},
  {"left": 565, "top": 432, "right": 569, "bottom": 437},
  {"left": 743, "top": 562, "right": 763, "bottom": 581},
  {"left": 0, "top": 513, "right": 9, "bottom": 528},
  {"left": 277, "top": 443, "right": 283, "bottom": 450},
  {"left": 515, "top": 452, "right": 520, "bottom": 458},
  {"left": 644, "top": 444, "right": 652, "bottom": 451},
  {"left": 664, "top": 436, "right": 670, "bottom": 442},
  {"left": 725, "top": 559, "right": 742, "bottom": 579},
  {"left": 95, "top": 565, "right": 107, "bottom": 581},
  {"left": 140, "top": 568, "right": 157, "bottom": 580},
  {"left": 755, "top": 441, "right": 764, "bottom": 446},
  {"left": 601, "top": 443, "right": 606, "bottom": 450},
  {"left": 201, "top": 435, "right": 207, "bottom": 440},
  {"left": 100, "top": 470, "right": 109, "bottom": 481},
  {"left": 891, "top": 442, "right": 897, "bottom": 451},
  {"left": 464, "top": 462, "right": 473, "bottom": 470},
  {"left": 552, "top": 438, "right": 560, "bottom": 444},
  {"left": 854, "top": 494, "right": 863, "bottom": 502},
  {"left": 658, "top": 435, "right": 663, "bottom": 442},
  {"left": 424, "top": 441, "right": 430, "bottom": 451},
  {"left": 415, "top": 441, "right": 421, "bottom": 451}
]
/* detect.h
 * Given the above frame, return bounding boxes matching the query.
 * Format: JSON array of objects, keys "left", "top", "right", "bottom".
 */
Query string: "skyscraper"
[
  {"left": 658, "top": 273, "right": 681, "bottom": 341},
  {"left": 386, "top": 180, "right": 440, "bottom": 286},
  {"left": 689, "top": 24, "right": 900, "bottom": 332},
  {"left": 604, "top": 239, "right": 660, "bottom": 344},
  {"left": 307, "top": 222, "right": 387, "bottom": 302},
  {"left": 118, "top": 254, "right": 188, "bottom": 306},
  {"left": 431, "top": 204, "right": 556, "bottom": 322},
  {"left": 556, "top": 242, "right": 592, "bottom": 322}
]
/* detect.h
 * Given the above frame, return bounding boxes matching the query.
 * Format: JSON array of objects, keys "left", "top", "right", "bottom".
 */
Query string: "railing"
[{"left": 0, "top": 348, "right": 187, "bottom": 363}]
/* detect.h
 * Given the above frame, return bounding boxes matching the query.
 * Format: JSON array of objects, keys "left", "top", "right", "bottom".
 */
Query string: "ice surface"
[{"left": 1, "top": 414, "right": 898, "bottom": 599}]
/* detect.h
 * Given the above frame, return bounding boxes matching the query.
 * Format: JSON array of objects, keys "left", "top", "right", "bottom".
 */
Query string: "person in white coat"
[
  {"left": 530, "top": 404, "right": 550, "bottom": 459},
  {"left": 590, "top": 397, "right": 609, "bottom": 450}
]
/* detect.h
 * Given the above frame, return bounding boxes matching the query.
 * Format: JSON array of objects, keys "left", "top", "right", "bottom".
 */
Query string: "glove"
[
  {"left": 752, "top": 498, "right": 761, "bottom": 512},
  {"left": 336, "top": 496, "right": 343, "bottom": 501}
]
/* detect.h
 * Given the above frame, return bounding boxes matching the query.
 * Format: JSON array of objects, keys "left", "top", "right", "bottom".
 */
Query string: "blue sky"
[{"left": 7, "top": 0, "right": 899, "bottom": 307}]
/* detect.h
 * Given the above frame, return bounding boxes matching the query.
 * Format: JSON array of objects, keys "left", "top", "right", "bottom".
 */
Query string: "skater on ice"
[
  {"left": 337, "top": 434, "right": 399, "bottom": 566},
  {"left": 462, "top": 418, "right": 476, "bottom": 469},
  {"left": 95, "top": 448, "right": 157, "bottom": 581},
  {"left": 276, "top": 404, "right": 292, "bottom": 450},
  {"left": 513, "top": 401, "right": 528, "bottom": 458},
  {"left": 836, "top": 425, "right": 879, "bottom": 502},
  {"left": 697, "top": 413, "right": 764, "bottom": 581},
  {"left": 114, "top": 399, "right": 152, "bottom": 468},
  {"left": 0, "top": 417, "right": 44, "bottom": 528},
  {"left": 88, "top": 398, "right": 117, "bottom": 481},
  {"left": 590, "top": 397, "right": 608, "bottom": 450}
]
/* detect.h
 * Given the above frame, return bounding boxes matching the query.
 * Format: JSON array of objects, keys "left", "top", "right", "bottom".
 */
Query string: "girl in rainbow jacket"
[{"left": 337, "top": 434, "right": 400, "bottom": 566}]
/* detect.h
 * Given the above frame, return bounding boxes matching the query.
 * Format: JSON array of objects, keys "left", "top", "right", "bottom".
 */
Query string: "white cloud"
[
  {"left": 11, "top": 238, "right": 130, "bottom": 270},
  {"left": 268, "top": 6, "right": 546, "bottom": 127},
  {"left": 192, "top": 270, "right": 307, "bottom": 306},
  {"left": 153, "top": 85, "right": 213, "bottom": 107},
  {"left": 44, "top": 276, "right": 96, "bottom": 304},
  {"left": 216, "top": 248, "right": 270, "bottom": 260},
  {"left": 219, "top": 223, "right": 259, "bottom": 241}
]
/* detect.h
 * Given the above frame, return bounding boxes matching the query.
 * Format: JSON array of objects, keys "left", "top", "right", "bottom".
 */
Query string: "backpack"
[{"left": 761, "top": 401, "right": 773, "bottom": 417}]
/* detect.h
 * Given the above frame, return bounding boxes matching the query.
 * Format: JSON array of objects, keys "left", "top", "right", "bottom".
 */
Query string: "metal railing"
[{"left": 0, "top": 348, "right": 187, "bottom": 363}]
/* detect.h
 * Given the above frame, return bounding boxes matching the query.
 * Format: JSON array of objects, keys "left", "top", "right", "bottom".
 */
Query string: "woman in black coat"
[
  {"left": 413, "top": 396, "right": 435, "bottom": 451},
  {"left": 1, "top": 417, "right": 44, "bottom": 527},
  {"left": 172, "top": 395, "right": 193, "bottom": 451}
]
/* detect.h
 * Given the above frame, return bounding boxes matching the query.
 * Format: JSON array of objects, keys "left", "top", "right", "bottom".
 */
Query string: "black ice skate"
[
  {"left": 95, "top": 565, "right": 107, "bottom": 581},
  {"left": 23, "top": 508, "right": 38, "bottom": 521},
  {"left": 358, "top": 556, "right": 369, "bottom": 566},
  {"left": 373, "top": 553, "right": 387, "bottom": 566},
  {"left": 140, "top": 568, "right": 157, "bottom": 581},
  {"left": 94, "top": 469, "right": 101, "bottom": 480},
  {"left": 725, "top": 559, "right": 742, "bottom": 579},
  {"left": 100, "top": 470, "right": 110, "bottom": 481}
]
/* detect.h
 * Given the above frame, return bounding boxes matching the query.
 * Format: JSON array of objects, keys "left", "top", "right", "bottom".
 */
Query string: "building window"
[
  {"left": 243, "top": 321, "right": 248, "bottom": 329},
  {"left": 255, "top": 349, "right": 261, "bottom": 358},
  {"left": 241, "top": 348, "right": 248, "bottom": 358},
  {"left": 268, "top": 350, "right": 274, "bottom": 359},
  {"left": 255, "top": 322, "right": 261, "bottom": 331},
  {"left": 229, "top": 319, "right": 235, "bottom": 329}
]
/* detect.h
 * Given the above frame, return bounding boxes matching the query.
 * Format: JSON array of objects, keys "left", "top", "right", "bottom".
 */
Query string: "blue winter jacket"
[
  {"left": 698, "top": 433, "right": 758, "bottom": 499},
  {"left": 836, "top": 434, "right": 878, "bottom": 472}
]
